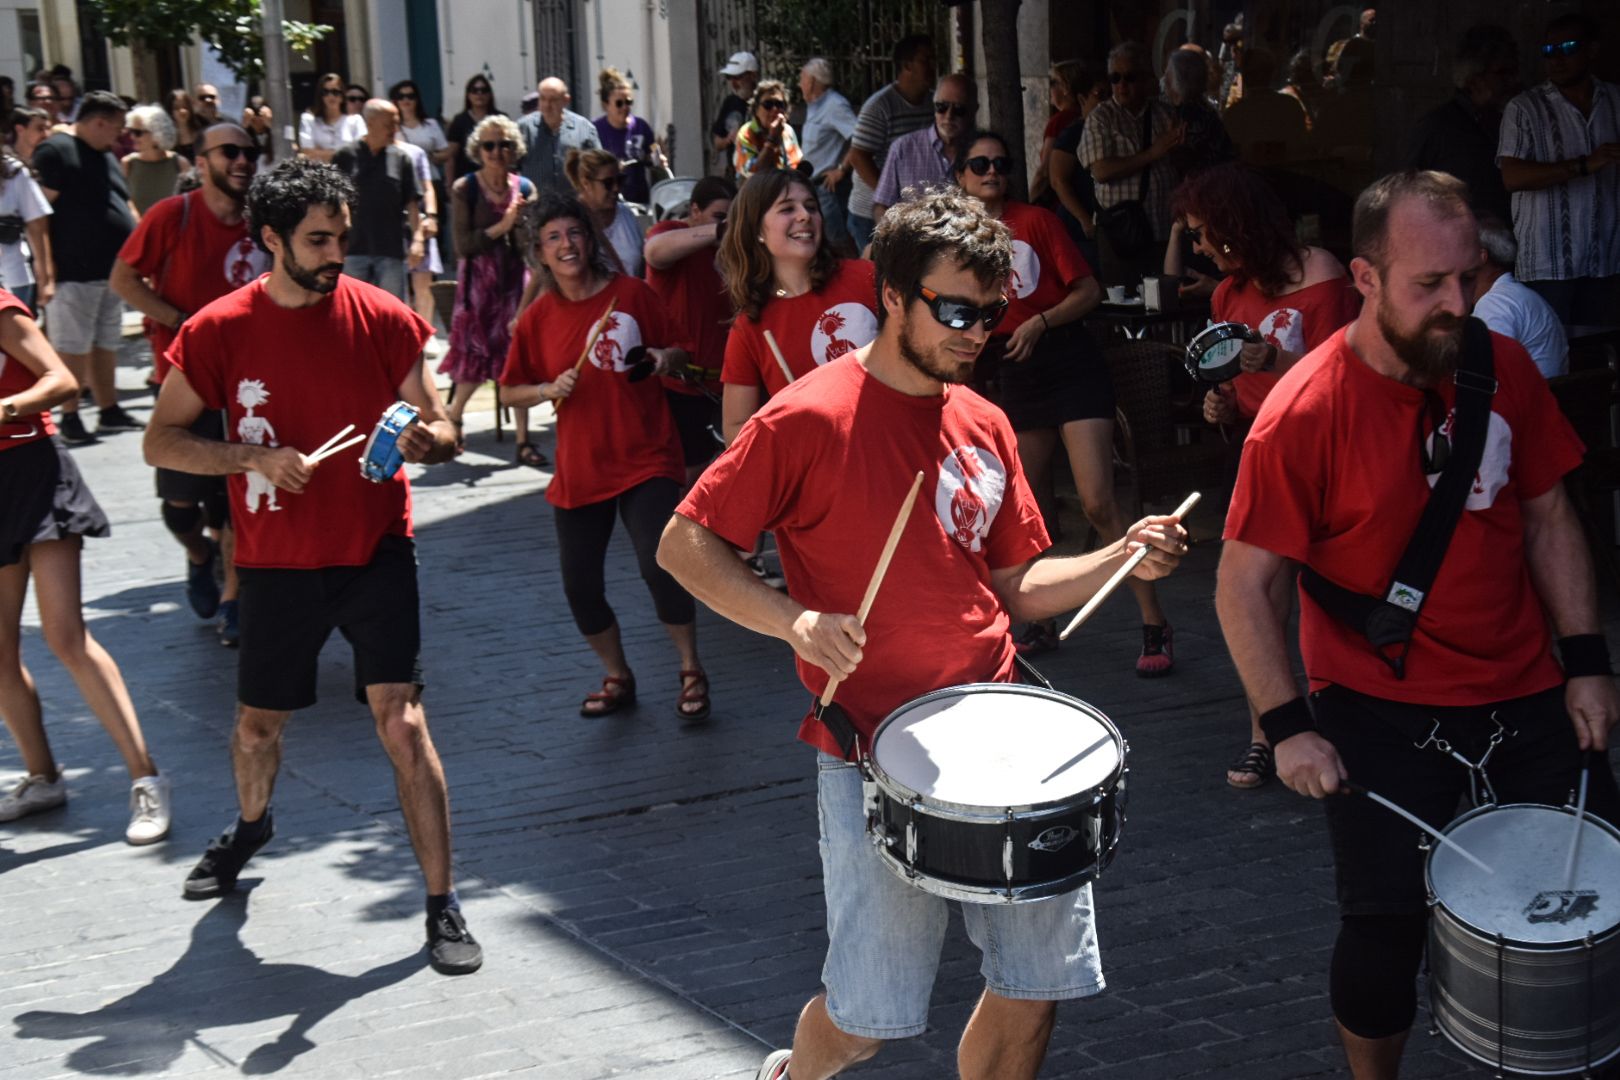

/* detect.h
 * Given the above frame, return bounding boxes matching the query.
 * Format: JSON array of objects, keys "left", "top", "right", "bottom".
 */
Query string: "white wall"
[
  {"left": 577, "top": 0, "right": 680, "bottom": 162},
  {"left": 1, "top": 2, "right": 46, "bottom": 91},
  {"left": 434, "top": 0, "right": 532, "bottom": 117},
  {"left": 369, "top": 0, "right": 414, "bottom": 96}
]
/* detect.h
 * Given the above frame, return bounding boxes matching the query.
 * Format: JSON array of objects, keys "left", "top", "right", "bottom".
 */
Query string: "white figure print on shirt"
[{"left": 235, "top": 378, "right": 282, "bottom": 512}]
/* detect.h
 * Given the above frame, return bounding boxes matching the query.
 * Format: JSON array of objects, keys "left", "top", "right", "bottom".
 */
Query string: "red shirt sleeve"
[
  {"left": 983, "top": 440, "right": 1051, "bottom": 570},
  {"left": 116, "top": 195, "right": 182, "bottom": 279},
  {"left": 166, "top": 315, "right": 226, "bottom": 410},
  {"left": 500, "top": 301, "right": 549, "bottom": 386},
  {"left": 1223, "top": 431, "right": 1321, "bottom": 564},
  {"left": 677, "top": 410, "right": 801, "bottom": 551},
  {"left": 1037, "top": 207, "right": 1093, "bottom": 287},
  {"left": 722, "top": 320, "right": 765, "bottom": 389},
  {"left": 626, "top": 277, "right": 673, "bottom": 346}
]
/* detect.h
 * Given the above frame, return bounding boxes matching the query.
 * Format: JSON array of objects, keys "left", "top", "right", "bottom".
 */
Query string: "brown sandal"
[
  {"left": 581, "top": 673, "right": 636, "bottom": 717},
  {"left": 677, "top": 669, "right": 710, "bottom": 721}
]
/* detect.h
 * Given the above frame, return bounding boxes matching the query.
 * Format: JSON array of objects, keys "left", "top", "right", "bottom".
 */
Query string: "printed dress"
[{"left": 439, "top": 172, "right": 534, "bottom": 384}]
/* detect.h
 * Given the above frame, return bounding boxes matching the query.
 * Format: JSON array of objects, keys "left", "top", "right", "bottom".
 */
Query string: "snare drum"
[
  {"left": 360, "top": 402, "right": 420, "bottom": 483},
  {"left": 1184, "top": 321, "right": 1262, "bottom": 383},
  {"left": 1426, "top": 803, "right": 1620, "bottom": 1075},
  {"left": 862, "top": 683, "right": 1127, "bottom": 904}
]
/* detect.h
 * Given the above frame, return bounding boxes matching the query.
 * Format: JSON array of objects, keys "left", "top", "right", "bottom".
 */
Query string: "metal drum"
[
  {"left": 1426, "top": 803, "right": 1620, "bottom": 1075},
  {"left": 861, "top": 683, "right": 1127, "bottom": 904},
  {"left": 359, "top": 401, "right": 420, "bottom": 483},
  {"left": 1183, "top": 321, "right": 1261, "bottom": 384}
]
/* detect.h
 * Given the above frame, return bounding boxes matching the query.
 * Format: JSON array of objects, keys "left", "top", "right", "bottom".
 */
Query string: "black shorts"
[
  {"left": 664, "top": 388, "right": 722, "bottom": 467},
  {"left": 995, "top": 324, "right": 1116, "bottom": 432},
  {"left": 154, "top": 411, "right": 230, "bottom": 528},
  {"left": 1313, "top": 683, "right": 1620, "bottom": 917},
  {"left": 235, "top": 534, "right": 424, "bottom": 712},
  {"left": 0, "top": 437, "right": 111, "bottom": 567}
]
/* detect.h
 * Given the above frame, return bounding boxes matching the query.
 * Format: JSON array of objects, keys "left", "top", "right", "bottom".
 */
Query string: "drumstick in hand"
[
  {"left": 309, "top": 423, "right": 356, "bottom": 460},
  {"left": 557, "top": 298, "right": 619, "bottom": 411},
  {"left": 1059, "top": 491, "right": 1200, "bottom": 641},
  {"left": 763, "top": 330, "right": 796, "bottom": 387},
  {"left": 305, "top": 432, "right": 367, "bottom": 465},
  {"left": 820, "top": 470, "right": 925, "bottom": 708}
]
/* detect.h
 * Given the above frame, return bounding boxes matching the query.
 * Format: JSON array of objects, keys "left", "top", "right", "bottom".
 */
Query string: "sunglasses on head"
[
  {"left": 915, "top": 283, "right": 1009, "bottom": 331},
  {"left": 1542, "top": 39, "right": 1582, "bottom": 58},
  {"left": 965, "top": 155, "right": 1012, "bottom": 176},
  {"left": 208, "top": 143, "right": 261, "bottom": 162},
  {"left": 760, "top": 99, "right": 787, "bottom": 111},
  {"left": 481, "top": 139, "right": 516, "bottom": 152},
  {"left": 934, "top": 101, "right": 971, "bottom": 118}
]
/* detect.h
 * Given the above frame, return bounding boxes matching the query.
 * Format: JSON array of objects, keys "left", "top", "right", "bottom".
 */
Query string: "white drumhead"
[
  {"left": 871, "top": 686, "right": 1120, "bottom": 807},
  {"left": 1430, "top": 804, "right": 1620, "bottom": 944}
]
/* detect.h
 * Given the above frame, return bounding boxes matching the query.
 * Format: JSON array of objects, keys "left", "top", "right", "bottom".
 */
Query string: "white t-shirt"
[
  {"left": 0, "top": 166, "right": 52, "bottom": 290},
  {"left": 298, "top": 112, "right": 366, "bottom": 152},
  {"left": 603, "top": 202, "right": 644, "bottom": 278},
  {"left": 1473, "top": 270, "right": 1569, "bottom": 378},
  {"left": 400, "top": 119, "right": 448, "bottom": 159}
]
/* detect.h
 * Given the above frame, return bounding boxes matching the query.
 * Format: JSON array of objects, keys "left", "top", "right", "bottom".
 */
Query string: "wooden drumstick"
[
  {"left": 556, "top": 298, "right": 618, "bottom": 411},
  {"left": 1059, "top": 491, "right": 1200, "bottom": 642},
  {"left": 763, "top": 329, "right": 796, "bottom": 387},
  {"left": 1563, "top": 752, "right": 1591, "bottom": 891},
  {"left": 305, "top": 432, "right": 366, "bottom": 465},
  {"left": 819, "top": 470, "right": 925, "bottom": 708},
  {"left": 309, "top": 423, "right": 356, "bottom": 460}
]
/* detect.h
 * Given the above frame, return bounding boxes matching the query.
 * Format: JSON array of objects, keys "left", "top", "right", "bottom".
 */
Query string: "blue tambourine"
[{"left": 360, "top": 401, "right": 420, "bottom": 483}]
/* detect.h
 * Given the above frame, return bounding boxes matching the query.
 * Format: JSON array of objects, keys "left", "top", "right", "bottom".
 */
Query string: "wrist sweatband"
[
  {"left": 1259, "top": 697, "right": 1314, "bottom": 746},
  {"left": 1559, "top": 634, "right": 1612, "bottom": 678}
]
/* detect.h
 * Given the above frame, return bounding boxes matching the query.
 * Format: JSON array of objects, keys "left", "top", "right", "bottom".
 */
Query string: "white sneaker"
[
  {"left": 755, "top": 1050, "right": 792, "bottom": 1080},
  {"left": 126, "top": 774, "right": 172, "bottom": 845},
  {"left": 0, "top": 770, "right": 68, "bottom": 822}
]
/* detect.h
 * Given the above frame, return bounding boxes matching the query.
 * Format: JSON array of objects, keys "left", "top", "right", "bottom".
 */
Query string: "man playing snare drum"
[
  {"left": 658, "top": 188, "right": 1188, "bottom": 1080},
  {"left": 143, "top": 159, "right": 481, "bottom": 976},
  {"left": 1216, "top": 170, "right": 1620, "bottom": 1078}
]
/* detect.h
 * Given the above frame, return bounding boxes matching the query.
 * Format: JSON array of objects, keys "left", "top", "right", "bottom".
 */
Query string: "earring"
[
  {"left": 758, "top": 235, "right": 765, "bottom": 242},
  {"left": 1221, "top": 242, "right": 1232, "bottom": 254}
]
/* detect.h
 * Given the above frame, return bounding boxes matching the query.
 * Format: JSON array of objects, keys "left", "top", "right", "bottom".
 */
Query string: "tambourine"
[
  {"left": 359, "top": 401, "right": 420, "bottom": 483},
  {"left": 1184, "top": 321, "right": 1263, "bottom": 383}
]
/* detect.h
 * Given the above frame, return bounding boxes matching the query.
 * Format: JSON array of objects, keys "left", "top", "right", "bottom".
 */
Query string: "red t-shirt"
[
  {"left": 0, "top": 289, "right": 54, "bottom": 448},
  {"left": 1212, "top": 273, "right": 1361, "bottom": 418},
  {"left": 722, "top": 259, "right": 878, "bottom": 397},
  {"left": 679, "top": 354, "right": 1050, "bottom": 756},
  {"left": 500, "top": 274, "right": 683, "bottom": 508},
  {"left": 168, "top": 276, "right": 431, "bottom": 569},
  {"left": 1044, "top": 106, "right": 1081, "bottom": 141},
  {"left": 643, "top": 220, "right": 730, "bottom": 397},
  {"left": 118, "top": 190, "right": 271, "bottom": 377},
  {"left": 1224, "top": 327, "right": 1581, "bottom": 705},
  {"left": 998, "top": 200, "right": 1094, "bottom": 336}
]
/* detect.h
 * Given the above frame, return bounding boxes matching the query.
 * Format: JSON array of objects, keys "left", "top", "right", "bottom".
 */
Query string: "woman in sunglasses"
[
  {"left": 716, "top": 168, "right": 876, "bottom": 442},
  {"left": 297, "top": 73, "right": 364, "bottom": 164},
  {"left": 120, "top": 105, "right": 186, "bottom": 216},
  {"left": 592, "top": 67, "right": 665, "bottom": 206},
  {"left": 499, "top": 193, "right": 710, "bottom": 721},
  {"left": 439, "top": 115, "right": 539, "bottom": 464},
  {"left": 163, "top": 89, "right": 196, "bottom": 161},
  {"left": 445, "top": 76, "right": 503, "bottom": 189},
  {"left": 564, "top": 147, "right": 643, "bottom": 276},
  {"left": 955, "top": 130, "right": 1177, "bottom": 672},
  {"left": 733, "top": 80, "right": 804, "bottom": 181},
  {"left": 389, "top": 81, "right": 449, "bottom": 338}
]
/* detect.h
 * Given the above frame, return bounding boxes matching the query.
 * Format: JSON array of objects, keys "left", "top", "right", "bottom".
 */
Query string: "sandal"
[
  {"left": 451, "top": 419, "right": 465, "bottom": 451},
  {"left": 676, "top": 669, "right": 711, "bottom": 721},
  {"left": 515, "top": 441, "right": 549, "bottom": 468},
  {"left": 581, "top": 673, "right": 636, "bottom": 717},
  {"left": 1226, "top": 740, "right": 1275, "bottom": 789}
]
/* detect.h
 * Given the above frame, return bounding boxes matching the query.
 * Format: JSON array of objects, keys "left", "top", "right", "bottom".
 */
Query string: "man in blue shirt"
[
  {"left": 517, "top": 76, "right": 601, "bottom": 197},
  {"left": 798, "top": 58, "right": 858, "bottom": 247}
]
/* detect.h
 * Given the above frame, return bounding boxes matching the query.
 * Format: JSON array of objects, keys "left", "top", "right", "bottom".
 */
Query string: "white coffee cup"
[{"left": 1106, "top": 285, "right": 1128, "bottom": 303}]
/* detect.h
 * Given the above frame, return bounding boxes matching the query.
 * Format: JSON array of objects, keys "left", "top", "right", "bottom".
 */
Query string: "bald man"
[
  {"left": 871, "top": 73, "right": 979, "bottom": 221},
  {"left": 517, "top": 75, "right": 601, "bottom": 196},
  {"left": 330, "top": 100, "right": 423, "bottom": 300}
]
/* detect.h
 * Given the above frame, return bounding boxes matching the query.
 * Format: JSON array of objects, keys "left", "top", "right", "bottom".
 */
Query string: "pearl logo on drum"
[
  {"left": 1523, "top": 889, "right": 1600, "bottom": 925},
  {"left": 1028, "top": 826, "right": 1078, "bottom": 853}
]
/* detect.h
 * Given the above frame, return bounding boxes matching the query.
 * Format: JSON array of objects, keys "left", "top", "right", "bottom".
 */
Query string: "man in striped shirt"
[{"left": 844, "top": 34, "right": 936, "bottom": 254}]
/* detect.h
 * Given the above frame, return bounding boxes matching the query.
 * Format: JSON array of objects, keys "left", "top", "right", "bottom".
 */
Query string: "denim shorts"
[{"left": 816, "top": 754, "right": 1105, "bottom": 1039}]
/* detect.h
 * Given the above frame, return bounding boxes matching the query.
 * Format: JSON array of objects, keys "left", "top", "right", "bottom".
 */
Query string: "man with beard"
[
  {"left": 658, "top": 189, "right": 1190, "bottom": 1080},
  {"left": 1215, "top": 170, "right": 1619, "bottom": 1079},
  {"left": 113, "top": 123, "right": 269, "bottom": 645},
  {"left": 143, "top": 159, "right": 482, "bottom": 976}
]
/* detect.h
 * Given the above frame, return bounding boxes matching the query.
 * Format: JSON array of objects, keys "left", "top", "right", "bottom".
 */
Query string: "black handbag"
[
  {"left": 0, "top": 215, "right": 23, "bottom": 246},
  {"left": 1095, "top": 107, "right": 1157, "bottom": 258}
]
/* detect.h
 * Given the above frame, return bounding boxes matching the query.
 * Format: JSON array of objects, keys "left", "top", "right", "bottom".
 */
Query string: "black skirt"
[
  {"left": 995, "top": 323, "right": 1116, "bottom": 432},
  {"left": 0, "top": 437, "right": 111, "bottom": 567}
]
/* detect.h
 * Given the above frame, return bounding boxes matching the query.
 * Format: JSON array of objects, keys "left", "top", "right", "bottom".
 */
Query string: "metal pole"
[{"left": 261, "top": 0, "right": 296, "bottom": 164}]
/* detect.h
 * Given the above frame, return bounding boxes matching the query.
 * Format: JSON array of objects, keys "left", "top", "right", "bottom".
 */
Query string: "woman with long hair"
[
  {"left": 1, "top": 108, "right": 54, "bottom": 311},
  {"left": 564, "top": 147, "right": 643, "bottom": 276},
  {"left": 121, "top": 104, "right": 186, "bottom": 216},
  {"left": 1169, "top": 161, "right": 1360, "bottom": 788},
  {"left": 0, "top": 289, "right": 170, "bottom": 843},
  {"left": 297, "top": 73, "right": 364, "bottom": 163},
  {"left": 592, "top": 67, "right": 664, "bottom": 205},
  {"left": 438, "top": 115, "right": 540, "bottom": 466},
  {"left": 955, "top": 131, "right": 1177, "bottom": 673},
  {"left": 445, "top": 74, "right": 501, "bottom": 188},
  {"left": 163, "top": 89, "right": 197, "bottom": 160},
  {"left": 716, "top": 168, "right": 876, "bottom": 443},
  {"left": 732, "top": 80, "right": 803, "bottom": 180},
  {"left": 1029, "top": 59, "right": 1089, "bottom": 204},
  {"left": 499, "top": 194, "right": 710, "bottom": 720},
  {"left": 388, "top": 81, "right": 447, "bottom": 335}
]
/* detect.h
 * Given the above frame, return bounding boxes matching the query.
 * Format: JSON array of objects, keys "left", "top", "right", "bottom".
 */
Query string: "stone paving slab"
[{"left": 4, "top": 346, "right": 1615, "bottom": 1078}]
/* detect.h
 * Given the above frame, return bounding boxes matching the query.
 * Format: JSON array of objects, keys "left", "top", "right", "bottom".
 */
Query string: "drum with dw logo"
[
  {"left": 861, "top": 683, "right": 1127, "bottom": 904},
  {"left": 1425, "top": 802, "right": 1620, "bottom": 1075}
]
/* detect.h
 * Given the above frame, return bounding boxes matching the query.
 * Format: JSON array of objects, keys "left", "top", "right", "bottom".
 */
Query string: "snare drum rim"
[
  {"left": 1184, "top": 321, "right": 1259, "bottom": 384},
  {"left": 870, "top": 844, "right": 1098, "bottom": 904},
  {"left": 864, "top": 683, "right": 1126, "bottom": 820},
  {"left": 361, "top": 403, "right": 419, "bottom": 481},
  {"left": 1424, "top": 801, "right": 1620, "bottom": 951}
]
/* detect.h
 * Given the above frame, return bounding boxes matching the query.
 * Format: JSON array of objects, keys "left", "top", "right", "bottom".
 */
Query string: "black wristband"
[
  {"left": 1258, "top": 697, "right": 1314, "bottom": 746},
  {"left": 1559, "top": 634, "right": 1612, "bottom": 678}
]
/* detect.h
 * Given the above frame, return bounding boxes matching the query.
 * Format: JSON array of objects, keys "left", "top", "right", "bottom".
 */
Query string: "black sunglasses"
[
  {"left": 1183, "top": 224, "right": 1204, "bottom": 245},
  {"left": 470, "top": 86, "right": 491, "bottom": 94},
  {"left": 965, "top": 155, "right": 1013, "bottom": 176},
  {"left": 592, "top": 174, "right": 623, "bottom": 189},
  {"left": 915, "top": 283, "right": 1009, "bottom": 331},
  {"left": 1542, "top": 39, "right": 1582, "bottom": 58},
  {"left": 613, "top": 98, "right": 634, "bottom": 108},
  {"left": 481, "top": 139, "right": 516, "bottom": 152},
  {"left": 346, "top": 95, "right": 366, "bottom": 103},
  {"left": 934, "top": 102, "right": 971, "bottom": 118},
  {"left": 1108, "top": 70, "right": 1143, "bottom": 84},
  {"left": 395, "top": 91, "right": 418, "bottom": 100},
  {"left": 760, "top": 100, "right": 787, "bottom": 111},
  {"left": 322, "top": 88, "right": 343, "bottom": 97},
  {"left": 208, "top": 143, "right": 261, "bottom": 162},
  {"left": 1419, "top": 389, "right": 1451, "bottom": 475}
]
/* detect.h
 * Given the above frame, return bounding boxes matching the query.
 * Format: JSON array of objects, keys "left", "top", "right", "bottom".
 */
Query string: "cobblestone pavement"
[{"left": 2, "top": 343, "right": 1613, "bottom": 1078}]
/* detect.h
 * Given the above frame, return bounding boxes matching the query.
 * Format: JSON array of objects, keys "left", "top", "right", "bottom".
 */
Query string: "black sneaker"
[
  {"left": 426, "top": 908, "right": 483, "bottom": 975},
  {"left": 183, "top": 815, "right": 273, "bottom": 899},
  {"left": 97, "top": 405, "right": 146, "bottom": 433},
  {"left": 186, "top": 541, "right": 221, "bottom": 619},
  {"left": 58, "top": 413, "right": 96, "bottom": 445},
  {"left": 218, "top": 599, "right": 240, "bottom": 648}
]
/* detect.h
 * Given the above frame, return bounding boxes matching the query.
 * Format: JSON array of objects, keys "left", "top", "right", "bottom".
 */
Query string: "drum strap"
[{"left": 1298, "top": 318, "right": 1497, "bottom": 680}]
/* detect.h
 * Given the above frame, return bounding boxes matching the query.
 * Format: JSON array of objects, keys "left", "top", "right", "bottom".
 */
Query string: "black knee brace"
[
  {"left": 1330, "top": 912, "right": 1429, "bottom": 1039},
  {"left": 161, "top": 500, "right": 203, "bottom": 536}
]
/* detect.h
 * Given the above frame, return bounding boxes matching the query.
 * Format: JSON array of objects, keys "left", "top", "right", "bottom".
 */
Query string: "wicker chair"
[{"left": 1103, "top": 339, "right": 1233, "bottom": 518}]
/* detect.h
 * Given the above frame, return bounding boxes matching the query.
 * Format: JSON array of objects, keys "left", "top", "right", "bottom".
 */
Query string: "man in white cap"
[{"left": 712, "top": 51, "right": 760, "bottom": 177}]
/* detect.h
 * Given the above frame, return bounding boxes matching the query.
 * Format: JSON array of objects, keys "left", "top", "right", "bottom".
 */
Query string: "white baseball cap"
[{"left": 720, "top": 52, "right": 759, "bottom": 77}]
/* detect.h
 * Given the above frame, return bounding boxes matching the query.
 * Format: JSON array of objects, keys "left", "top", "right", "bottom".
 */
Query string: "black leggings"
[{"left": 552, "top": 477, "right": 695, "bottom": 636}]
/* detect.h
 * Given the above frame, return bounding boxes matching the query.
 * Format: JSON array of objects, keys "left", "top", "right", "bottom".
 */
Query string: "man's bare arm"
[
  {"left": 109, "top": 258, "right": 184, "bottom": 328},
  {"left": 143, "top": 369, "right": 312, "bottom": 492},
  {"left": 644, "top": 223, "right": 718, "bottom": 270},
  {"left": 845, "top": 146, "right": 879, "bottom": 189},
  {"left": 991, "top": 512, "right": 1185, "bottom": 622}
]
